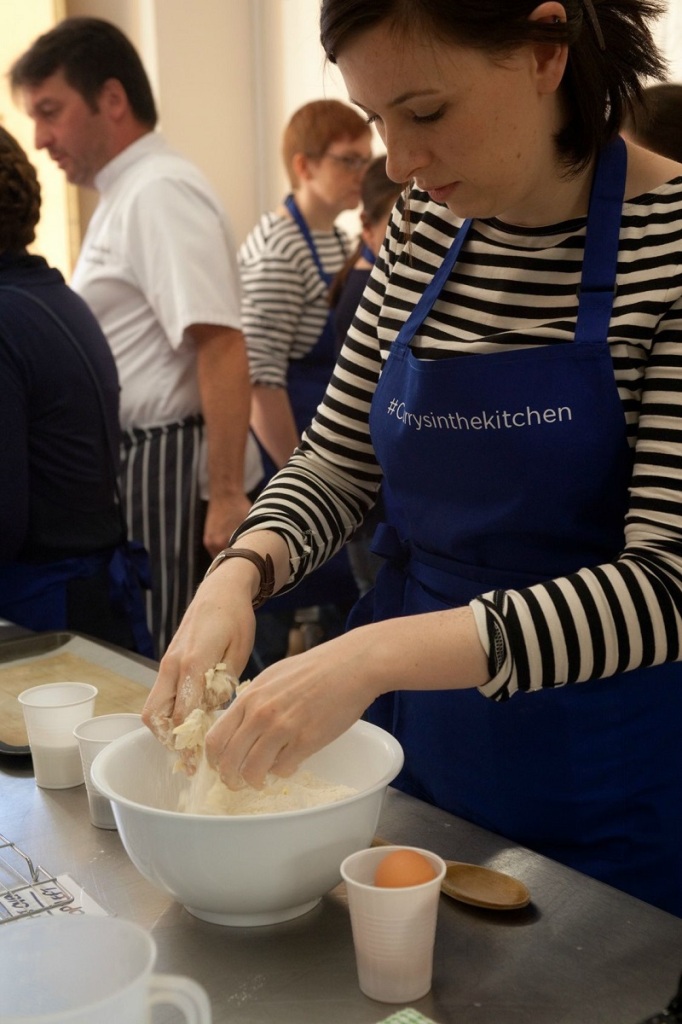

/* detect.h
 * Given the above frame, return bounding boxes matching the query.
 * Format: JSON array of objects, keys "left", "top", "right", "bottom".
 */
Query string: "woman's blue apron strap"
[
  {"left": 396, "top": 219, "right": 473, "bottom": 350},
  {"left": 574, "top": 136, "right": 626, "bottom": 345}
]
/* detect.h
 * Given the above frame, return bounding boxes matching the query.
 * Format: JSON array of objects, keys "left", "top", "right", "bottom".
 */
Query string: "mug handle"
[{"left": 148, "top": 973, "right": 212, "bottom": 1023}]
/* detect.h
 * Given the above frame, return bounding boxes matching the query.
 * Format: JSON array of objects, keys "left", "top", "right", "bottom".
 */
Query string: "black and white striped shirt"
[
  {"left": 235, "top": 178, "right": 682, "bottom": 701},
  {"left": 239, "top": 213, "right": 349, "bottom": 388}
]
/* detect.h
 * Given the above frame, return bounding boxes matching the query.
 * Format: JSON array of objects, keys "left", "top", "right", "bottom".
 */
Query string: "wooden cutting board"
[{"left": 0, "top": 651, "right": 151, "bottom": 748}]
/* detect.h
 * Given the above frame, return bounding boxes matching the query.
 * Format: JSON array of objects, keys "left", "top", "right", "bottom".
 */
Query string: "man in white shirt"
[{"left": 11, "top": 16, "right": 260, "bottom": 657}]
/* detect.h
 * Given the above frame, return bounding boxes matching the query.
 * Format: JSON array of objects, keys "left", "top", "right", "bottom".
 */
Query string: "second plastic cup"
[
  {"left": 74, "top": 713, "right": 143, "bottom": 828},
  {"left": 18, "top": 682, "right": 98, "bottom": 789},
  {"left": 341, "top": 845, "right": 446, "bottom": 1004}
]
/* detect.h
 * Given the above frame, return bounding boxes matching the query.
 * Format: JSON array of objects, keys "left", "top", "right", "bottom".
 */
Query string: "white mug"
[{"left": 0, "top": 914, "right": 211, "bottom": 1023}]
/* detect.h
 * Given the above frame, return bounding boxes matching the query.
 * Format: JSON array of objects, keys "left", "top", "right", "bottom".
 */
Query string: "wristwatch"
[{"left": 204, "top": 548, "right": 275, "bottom": 609}]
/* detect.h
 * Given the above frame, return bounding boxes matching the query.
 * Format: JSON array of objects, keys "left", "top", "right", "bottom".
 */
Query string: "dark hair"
[
  {"left": 10, "top": 16, "right": 157, "bottom": 128},
  {"left": 0, "top": 126, "right": 41, "bottom": 253},
  {"left": 329, "top": 155, "right": 404, "bottom": 306},
  {"left": 622, "top": 83, "right": 682, "bottom": 163},
  {"left": 359, "top": 155, "right": 405, "bottom": 227},
  {"left": 320, "top": 0, "right": 667, "bottom": 171},
  {"left": 282, "top": 99, "right": 371, "bottom": 188}
]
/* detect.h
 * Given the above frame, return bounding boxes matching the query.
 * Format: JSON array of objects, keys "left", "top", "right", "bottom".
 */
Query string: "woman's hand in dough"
[
  {"left": 141, "top": 564, "right": 257, "bottom": 761},
  {"left": 204, "top": 623, "right": 386, "bottom": 789}
]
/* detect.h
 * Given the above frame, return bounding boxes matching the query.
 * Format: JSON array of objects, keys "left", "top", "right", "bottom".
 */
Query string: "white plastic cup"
[
  {"left": 341, "top": 845, "right": 446, "bottom": 1004},
  {"left": 18, "top": 683, "right": 98, "bottom": 789},
  {"left": 0, "top": 914, "right": 212, "bottom": 1023},
  {"left": 73, "top": 714, "right": 143, "bottom": 829}
]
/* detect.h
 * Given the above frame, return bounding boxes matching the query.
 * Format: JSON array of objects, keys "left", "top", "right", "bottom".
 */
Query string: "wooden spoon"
[
  {"left": 441, "top": 860, "right": 530, "bottom": 910},
  {"left": 371, "top": 837, "right": 531, "bottom": 911}
]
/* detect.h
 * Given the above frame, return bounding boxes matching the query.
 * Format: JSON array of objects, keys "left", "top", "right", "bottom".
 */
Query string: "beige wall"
[
  {"left": 252, "top": 0, "right": 364, "bottom": 239},
  {"left": 63, "top": 0, "right": 262, "bottom": 246},
  {"left": 153, "top": 0, "right": 257, "bottom": 240},
  {"left": 0, "top": 0, "right": 77, "bottom": 272}
]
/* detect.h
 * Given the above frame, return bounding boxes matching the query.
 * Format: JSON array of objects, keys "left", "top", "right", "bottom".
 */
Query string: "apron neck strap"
[
  {"left": 395, "top": 217, "right": 473, "bottom": 349},
  {"left": 284, "top": 193, "right": 338, "bottom": 286},
  {"left": 574, "top": 135, "right": 627, "bottom": 345}
]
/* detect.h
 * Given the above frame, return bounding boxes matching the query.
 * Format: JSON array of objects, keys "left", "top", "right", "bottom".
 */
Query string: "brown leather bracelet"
[{"left": 204, "top": 548, "right": 275, "bottom": 609}]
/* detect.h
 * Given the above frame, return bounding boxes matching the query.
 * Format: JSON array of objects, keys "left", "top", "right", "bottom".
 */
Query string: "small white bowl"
[{"left": 91, "top": 720, "right": 404, "bottom": 926}]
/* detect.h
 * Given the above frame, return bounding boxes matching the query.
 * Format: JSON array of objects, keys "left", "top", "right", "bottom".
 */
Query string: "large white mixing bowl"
[{"left": 91, "top": 721, "right": 404, "bottom": 927}]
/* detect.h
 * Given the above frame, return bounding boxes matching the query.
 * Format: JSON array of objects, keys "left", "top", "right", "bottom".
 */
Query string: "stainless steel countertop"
[{"left": 2, "top": 755, "right": 682, "bottom": 1024}]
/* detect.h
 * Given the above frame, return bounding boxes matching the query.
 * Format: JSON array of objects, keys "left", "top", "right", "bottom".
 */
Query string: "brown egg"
[{"left": 374, "top": 849, "right": 437, "bottom": 888}]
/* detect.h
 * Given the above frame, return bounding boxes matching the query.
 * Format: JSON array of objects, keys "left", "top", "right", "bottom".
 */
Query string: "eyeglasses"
[{"left": 323, "top": 153, "right": 372, "bottom": 173}]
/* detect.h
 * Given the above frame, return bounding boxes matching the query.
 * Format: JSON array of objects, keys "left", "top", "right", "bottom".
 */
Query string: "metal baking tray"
[{"left": 0, "top": 631, "right": 158, "bottom": 756}]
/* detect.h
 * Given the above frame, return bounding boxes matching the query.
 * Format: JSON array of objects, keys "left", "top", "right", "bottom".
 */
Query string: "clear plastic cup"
[
  {"left": 0, "top": 914, "right": 211, "bottom": 1023},
  {"left": 18, "top": 682, "right": 98, "bottom": 789},
  {"left": 73, "top": 713, "right": 143, "bottom": 829},
  {"left": 341, "top": 845, "right": 446, "bottom": 1004}
]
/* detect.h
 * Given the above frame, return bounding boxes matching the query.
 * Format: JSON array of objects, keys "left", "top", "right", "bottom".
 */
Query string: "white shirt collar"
[{"left": 95, "top": 132, "right": 169, "bottom": 193}]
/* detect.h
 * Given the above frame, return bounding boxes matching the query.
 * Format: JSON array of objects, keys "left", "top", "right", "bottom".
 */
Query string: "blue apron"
[
  {"left": 357, "top": 137, "right": 682, "bottom": 915},
  {"left": 262, "top": 195, "right": 357, "bottom": 611},
  {"left": 0, "top": 542, "right": 153, "bottom": 658},
  {"left": 283, "top": 193, "right": 341, "bottom": 439}
]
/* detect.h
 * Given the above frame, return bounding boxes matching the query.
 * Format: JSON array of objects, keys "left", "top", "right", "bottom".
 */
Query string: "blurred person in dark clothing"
[{"left": 0, "top": 125, "right": 151, "bottom": 655}]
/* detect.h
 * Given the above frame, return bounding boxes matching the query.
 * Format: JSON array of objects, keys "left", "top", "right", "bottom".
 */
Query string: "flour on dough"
[{"left": 171, "top": 681, "right": 357, "bottom": 814}]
